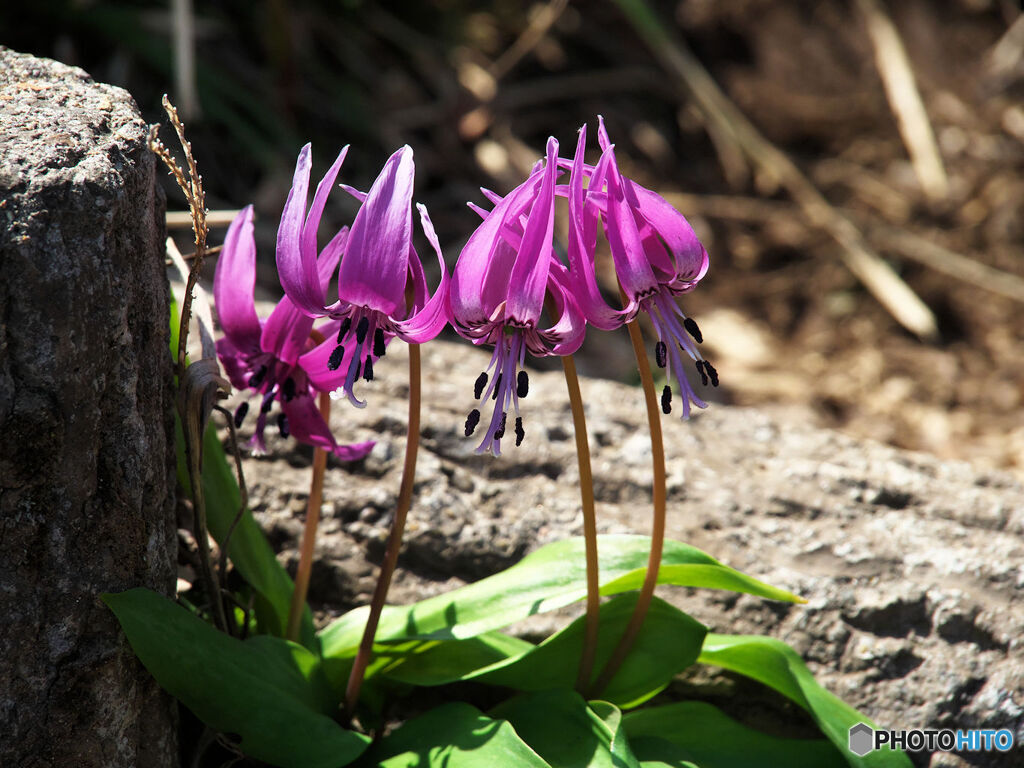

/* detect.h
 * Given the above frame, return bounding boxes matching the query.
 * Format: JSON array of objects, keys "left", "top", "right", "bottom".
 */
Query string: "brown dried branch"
[{"left": 612, "top": 0, "right": 940, "bottom": 341}]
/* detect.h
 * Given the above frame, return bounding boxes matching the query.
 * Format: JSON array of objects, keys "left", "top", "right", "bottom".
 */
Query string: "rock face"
[
  {"left": 231, "top": 335, "right": 1023, "bottom": 768},
  {"left": 0, "top": 50, "right": 176, "bottom": 766}
]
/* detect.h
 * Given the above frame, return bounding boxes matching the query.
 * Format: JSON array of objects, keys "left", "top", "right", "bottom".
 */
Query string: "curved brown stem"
[
  {"left": 286, "top": 390, "right": 331, "bottom": 642},
  {"left": 344, "top": 343, "right": 421, "bottom": 716},
  {"left": 561, "top": 355, "right": 601, "bottom": 693},
  {"left": 588, "top": 317, "right": 667, "bottom": 697}
]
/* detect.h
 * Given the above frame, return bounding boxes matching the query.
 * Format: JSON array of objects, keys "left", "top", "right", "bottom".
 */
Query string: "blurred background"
[{"left": 4, "top": 0, "right": 1023, "bottom": 474}]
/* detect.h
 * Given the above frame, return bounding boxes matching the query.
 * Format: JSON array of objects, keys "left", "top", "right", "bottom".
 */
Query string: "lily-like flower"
[
  {"left": 276, "top": 144, "right": 449, "bottom": 408},
  {"left": 565, "top": 119, "right": 716, "bottom": 419},
  {"left": 451, "top": 137, "right": 586, "bottom": 455},
  {"left": 214, "top": 204, "right": 374, "bottom": 460}
]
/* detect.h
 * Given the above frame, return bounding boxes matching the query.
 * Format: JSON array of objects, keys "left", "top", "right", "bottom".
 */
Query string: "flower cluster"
[{"left": 214, "top": 119, "right": 715, "bottom": 458}]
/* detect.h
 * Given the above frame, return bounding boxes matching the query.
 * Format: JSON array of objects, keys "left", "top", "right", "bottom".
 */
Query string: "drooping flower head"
[
  {"left": 565, "top": 118, "right": 716, "bottom": 418},
  {"left": 214, "top": 204, "right": 374, "bottom": 460},
  {"left": 450, "top": 137, "right": 586, "bottom": 455},
  {"left": 276, "top": 144, "right": 449, "bottom": 408}
]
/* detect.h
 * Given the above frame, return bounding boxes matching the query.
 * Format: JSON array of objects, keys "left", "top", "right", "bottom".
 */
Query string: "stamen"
[
  {"left": 517, "top": 370, "right": 529, "bottom": 398},
  {"left": 363, "top": 355, "right": 374, "bottom": 382},
  {"left": 328, "top": 345, "right": 345, "bottom": 371},
  {"left": 661, "top": 385, "right": 672, "bottom": 414},
  {"left": 464, "top": 409, "right": 481, "bottom": 436},
  {"left": 704, "top": 360, "right": 719, "bottom": 387},
  {"left": 373, "top": 328, "right": 386, "bottom": 357},
  {"left": 233, "top": 402, "right": 248, "bottom": 428},
  {"left": 261, "top": 397, "right": 274, "bottom": 414},
  {"left": 695, "top": 361, "right": 708, "bottom": 387},
  {"left": 494, "top": 412, "right": 507, "bottom": 439},
  {"left": 355, "top": 316, "right": 369, "bottom": 344},
  {"left": 474, "top": 371, "right": 488, "bottom": 400},
  {"left": 337, "top": 317, "right": 352, "bottom": 343},
  {"left": 684, "top": 317, "right": 703, "bottom": 344},
  {"left": 514, "top": 416, "right": 525, "bottom": 446},
  {"left": 248, "top": 365, "right": 267, "bottom": 388},
  {"left": 491, "top": 373, "right": 502, "bottom": 401},
  {"left": 277, "top": 413, "right": 289, "bottom": 438},
  {"left": 282, "top": 377, "right": 296, "bottom": 401},
  {"left": 655, "top": 341, "right": 667, "bottom": 368}
]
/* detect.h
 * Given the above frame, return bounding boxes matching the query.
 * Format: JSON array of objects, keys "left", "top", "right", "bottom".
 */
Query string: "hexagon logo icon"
[{"left": 848, "top": 722, "right": 875, "bottom": 756}]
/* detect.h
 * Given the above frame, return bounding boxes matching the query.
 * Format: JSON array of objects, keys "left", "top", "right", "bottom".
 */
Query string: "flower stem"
[
  {"left": 588, "top": 317, "right": 667, "bottom": 697},
  {"left": 286, "top": 390, "right": 331, "bottom": 642},
  {"left": 561, "top": 355, "right": 601, "bottom": 693},
  {"left": 345, "top": 343, "right": 421, "bottom": 716}
]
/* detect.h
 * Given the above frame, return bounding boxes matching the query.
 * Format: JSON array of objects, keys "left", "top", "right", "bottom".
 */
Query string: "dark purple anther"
[
  {"left": 248, "top": 365, "right": 267, "bottom": 388},
  {"left": 684, "top": 317, "right": 703, "bottom": 344},
  {"left": 233, "top": 401, "right": 249, "bottom": 428},
  {"left": 465, "top": 409, "right": 481, "bottom": 436},
  {"left": 328, "top": 345, "right": 345, "bottom": 371},
  {"left": 337, "top": 316, "right": 352, "bottom": 342},
  {"left": 373, "top": 328, "right": 386, "bottom": 357},
  {"left": 355, "top": 316, "right": 369, "bottom": 344},
  {"left": 282, "top": 377, "right": 296, "bottom": 401},
  {"left": 277, "top": 413, "right": 289, "bottom": 438},
  {"left": 517, "top": 370, "right": 529, "bottom": 398},
  {"left": 514, "top": 417, "right": 525, "bottom": 446},
  {"left": 494, "top": 412, "right": 507, "bottom": 439},
  {"left": 661, "top": 385, "right": 672, "bottom": 414},
  {"left": 655, "top": 341, "right": 667, "bottom": 368},
  {"left": 363, "top": 355, "right": 374, "bottom": 382},
  {"left": 474, "top": 371, "right": 488, "bottom": 400}
]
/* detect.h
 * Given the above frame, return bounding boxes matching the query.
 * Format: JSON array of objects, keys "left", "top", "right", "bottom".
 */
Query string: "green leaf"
[
  {"left": 698, "top": 635, "right": 912, "bottom": 768},
  {"left": 355, "top": 702, "right": 550, "bottom": 768},
  {"left": 490, "top": 690, "right": 640, "bottom": 768},
  {"left": 624, "top": 701, "right": 846, "bottom": 768},
  {"left": 103, "top": 588, "right": 367, "bottom": 768},
  {"left": 320, "top": 535, "right": 799, "bottom": 657},
  {"left": 372, "top": 595, "right": 705, "bottom": 709}
]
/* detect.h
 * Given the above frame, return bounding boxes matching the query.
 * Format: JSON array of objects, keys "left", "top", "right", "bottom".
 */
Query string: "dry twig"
[
  {"left": 856, "top": 0, "right": 948, "bottom": 202},
  {"left": 612, "top": 0, "right": 940, "bottom": 341}
]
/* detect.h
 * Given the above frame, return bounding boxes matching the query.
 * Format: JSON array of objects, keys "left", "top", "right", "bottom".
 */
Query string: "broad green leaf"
[
  {"left": 491, "top": 691, "right": 640, "bottom": 768},
  {"left": 320, "top": 535, "right": 799, "bottom": 657},
  {"left": 375, "top": 595, "right": 706, "bottom": 708},
  {"left": 355, "top": 702, "right": 549, "bottom": 768},
  {"left": 103, "top": 588, "right": 367, "bottom": 768},
  {"left": 698, "top": 635, "right": 912, "bottom": 768},
  {"left": 624, "top": 701, "right": 846, "bottom": 768}
]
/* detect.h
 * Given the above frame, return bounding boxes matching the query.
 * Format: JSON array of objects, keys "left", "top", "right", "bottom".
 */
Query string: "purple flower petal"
[
  {"left": 336, "top": 146, "right": 415, "bottom": 316},
  {"left": 279, "top": 394, "right": 374, "bottom": 461},
  {"left": 214, "top": 206, "right": 262, "bottom": 349}
]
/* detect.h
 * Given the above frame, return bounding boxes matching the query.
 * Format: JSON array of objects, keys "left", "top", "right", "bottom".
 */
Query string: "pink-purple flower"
[
  {"left": 564, "top": 118, "right": 716, "bottom": 418},
  {"left": 450, "top": 137, "right": 586, "bottom": 454},
  {"left": 214, "top": 204, "right": 374, "bottom": 460},
  {"left": 275, "top": 144, "right": 449, "bottom": 409}
]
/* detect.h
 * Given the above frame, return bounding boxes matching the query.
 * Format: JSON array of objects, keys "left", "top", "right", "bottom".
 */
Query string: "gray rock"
[
  {"left": 230, "top": 320, "right": 1023, "bottom": 764},
  {"left": 0, "top": 49, "right": 176, "bottom": 767}
]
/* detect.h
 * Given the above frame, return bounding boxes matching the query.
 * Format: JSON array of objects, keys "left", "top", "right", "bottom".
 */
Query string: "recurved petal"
[
  {"left": 505, "top": 137, "right": 558, "bottom": 325},
  {"left": 392, "top": 203, "right": 450, "bottom": 343},
  {"left": 213, "top": 206, "right": 262, "bottom": 349},
  {"left": 337, "top": 145, "right": 415, "bottom": 316},
  {"left": 276, "top": 145, "right": 330, "bottom": 317},
  {"left": 301, "top": 146, "right": 348, "bottom": 276}
]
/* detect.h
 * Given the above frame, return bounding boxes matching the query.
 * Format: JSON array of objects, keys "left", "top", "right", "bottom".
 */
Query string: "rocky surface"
[
  {"left": 221, "top": 334, "right": 1023, "bottom": 768},
  {"left": 0, "top": 49, "right": 176, "bottom": 767}
]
